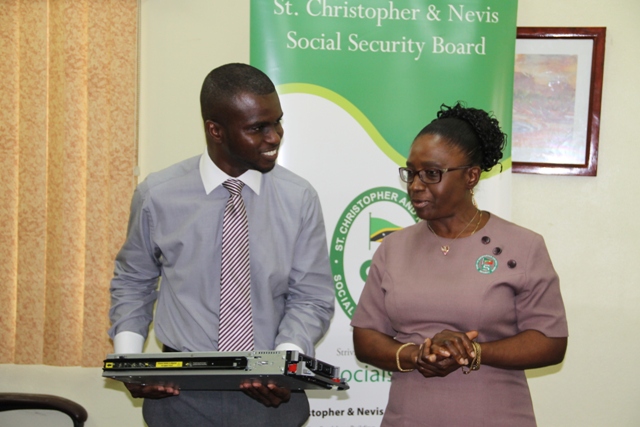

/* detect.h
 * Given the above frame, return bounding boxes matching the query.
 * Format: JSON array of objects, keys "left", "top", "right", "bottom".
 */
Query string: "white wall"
[
  {"left": 137, "top": 0, "right": 249, "bottom": 178},
  {"left": 3, "top": 1, "right": 639, "bottom": 426},
  {"left": 515, "top": 1, "right": 640, "bottom": 426}
]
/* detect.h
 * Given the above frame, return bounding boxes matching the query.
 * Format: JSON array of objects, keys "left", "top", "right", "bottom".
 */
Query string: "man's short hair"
[{"left": 200, "top": 63, "right": 276, "bottom": 123}]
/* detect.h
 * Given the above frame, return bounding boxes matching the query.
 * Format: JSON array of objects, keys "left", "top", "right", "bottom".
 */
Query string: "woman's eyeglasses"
[{"left": 398, "top": 166, "right": 471, "bottom": 185}]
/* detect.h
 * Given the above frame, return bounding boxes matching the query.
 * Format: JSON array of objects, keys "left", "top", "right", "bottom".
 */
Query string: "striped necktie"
[{"left": 218, "top": 179, "right": 254, "bottom": 351}]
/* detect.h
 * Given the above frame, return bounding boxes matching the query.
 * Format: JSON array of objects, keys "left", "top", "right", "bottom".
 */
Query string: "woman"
[{"left": 351, "top": 102, "right": 568, "bottom": 426}]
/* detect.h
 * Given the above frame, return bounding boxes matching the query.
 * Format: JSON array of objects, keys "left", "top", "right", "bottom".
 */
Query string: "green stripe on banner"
[
  {"left": 278, "top": 82, "right": 513, "bottom": 175},
  {"left": 278, "top": 83, "right": 405, "bottom": 166}
]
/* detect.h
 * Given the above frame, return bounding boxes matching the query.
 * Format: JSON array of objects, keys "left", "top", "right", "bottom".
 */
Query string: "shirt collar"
[{"left": 199, "top": 152, "right": 262, "bottom": 195}]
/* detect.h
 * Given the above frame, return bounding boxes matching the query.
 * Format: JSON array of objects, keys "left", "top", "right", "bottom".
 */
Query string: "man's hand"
[
  {"left": 125, "top": 383, "right": 180, "bottom": 399},
  {"left": 240, "top": 380, "right": 291, "bottom": 408}
]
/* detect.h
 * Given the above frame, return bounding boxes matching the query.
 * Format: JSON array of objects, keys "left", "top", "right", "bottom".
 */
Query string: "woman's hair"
[{"left": 415, "top": 102, "right": 506, "bottom": 171}]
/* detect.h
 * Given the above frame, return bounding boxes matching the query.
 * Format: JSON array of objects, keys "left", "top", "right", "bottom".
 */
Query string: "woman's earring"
[{"left": 470, "top": 188, "right": 478, "bottom": 208}]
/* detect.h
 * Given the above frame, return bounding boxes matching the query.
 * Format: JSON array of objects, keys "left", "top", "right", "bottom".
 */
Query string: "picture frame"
[{"left": 512, "top": 27, "right": 606, "bottom": 176}]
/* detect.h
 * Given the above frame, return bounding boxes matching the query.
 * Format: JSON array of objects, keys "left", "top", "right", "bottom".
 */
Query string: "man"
[{"left": 108, "top": 63, "right": 335, "bottom": 426}]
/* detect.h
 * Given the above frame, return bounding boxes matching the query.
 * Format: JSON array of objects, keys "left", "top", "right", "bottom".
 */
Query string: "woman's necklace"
[{"left": 427, "top": 210, "right": 482, "bottom": 256}]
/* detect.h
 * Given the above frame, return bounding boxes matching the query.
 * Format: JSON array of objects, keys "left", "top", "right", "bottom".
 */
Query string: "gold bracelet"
[
  {"left": 395, "top": 342, "right": 417, "bottom": 372},
  {"left": 471, "top": 341, "right": 481, "bottom": 371},
  {"left": 462, "top": 341, "right": 482, "bottom": 375}
]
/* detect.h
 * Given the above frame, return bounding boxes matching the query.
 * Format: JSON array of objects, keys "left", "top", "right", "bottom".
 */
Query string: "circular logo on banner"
[{"left": 330, "top": 186, "right": 419, "bottom": 318}]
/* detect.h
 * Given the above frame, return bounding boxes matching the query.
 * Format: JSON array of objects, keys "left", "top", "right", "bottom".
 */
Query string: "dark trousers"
[
  {"left": 143, "top": 345, "right": 310, "bottom": 426},
  {"left": 143, "top": 390, "right": 310, "bottom": 427}
]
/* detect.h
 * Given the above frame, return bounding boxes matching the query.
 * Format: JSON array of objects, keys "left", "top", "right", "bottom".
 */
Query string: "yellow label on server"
[
  {"left": 156, "top": 361, "right": 183, "bottom": 368},
  {"left": 105, "top": 362, "right": 114, "bottom": 369}
]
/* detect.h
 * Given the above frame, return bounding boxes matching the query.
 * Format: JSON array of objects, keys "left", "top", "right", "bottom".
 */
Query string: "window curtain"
[{"left": 0, "top": 0, "right": 138, "bottom": 367}]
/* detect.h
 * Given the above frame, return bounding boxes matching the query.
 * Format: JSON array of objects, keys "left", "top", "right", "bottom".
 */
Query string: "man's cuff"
[
  {"left": 275, "top": 342, "right": 305, "bottom": 354},
  {"left": 113, "top": 331, "right": 145, "bottom": 353}
]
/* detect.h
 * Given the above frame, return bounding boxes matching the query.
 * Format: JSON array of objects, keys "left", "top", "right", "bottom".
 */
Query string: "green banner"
[
  {"left": 250, "top": 2, "right": 518, "bottom": 424},
  {"left": 251, "top": 0, "right": 517, "bottom": 168}
]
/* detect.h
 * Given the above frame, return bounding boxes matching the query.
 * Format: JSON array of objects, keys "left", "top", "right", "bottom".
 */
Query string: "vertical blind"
[{"left": 0, "top": 0, "right": 138, "bottom": 367}]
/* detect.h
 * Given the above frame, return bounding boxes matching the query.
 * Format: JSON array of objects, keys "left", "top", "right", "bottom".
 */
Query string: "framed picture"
[{"left": 512, "top": 27, "right": 606, "bottom": 175}]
